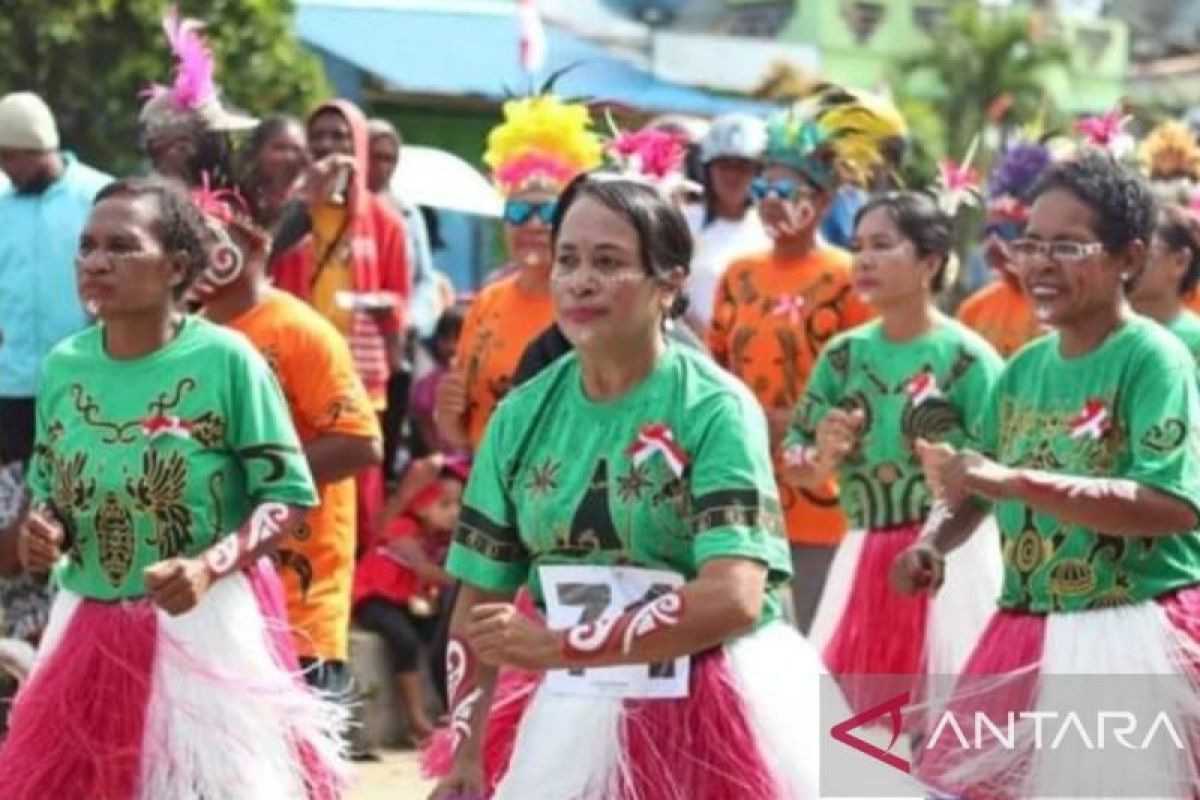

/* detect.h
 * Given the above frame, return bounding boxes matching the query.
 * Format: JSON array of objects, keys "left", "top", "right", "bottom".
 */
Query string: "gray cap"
[{"left": 700, "top": 113, "right": 767, "bottom": 164}]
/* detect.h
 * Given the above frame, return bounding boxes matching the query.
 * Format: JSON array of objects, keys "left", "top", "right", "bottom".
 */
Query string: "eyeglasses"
[
  {"left": 750, "top": 177, "right": 803, "bottom": 202},
  {"left": 504, "top": 199, "right": 557, "bottom": 227},
  {"left": 1008, "top": 239, "right": 1106, "bottom": 264}
]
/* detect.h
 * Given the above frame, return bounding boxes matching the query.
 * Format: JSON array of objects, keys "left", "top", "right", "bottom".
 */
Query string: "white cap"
[
  {"left": 0, "top": 92, "right": 59, "bottom": 151},
  {"left": 700, "top": 114, "right": 766, "bottom": 164}
]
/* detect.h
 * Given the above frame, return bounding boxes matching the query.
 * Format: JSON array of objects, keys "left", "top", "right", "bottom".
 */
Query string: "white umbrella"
[{"left": 391, "top": 145, "right": 503, "bottom": 218}]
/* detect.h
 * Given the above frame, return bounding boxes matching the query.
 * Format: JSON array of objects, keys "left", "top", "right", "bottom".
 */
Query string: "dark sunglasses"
[
  {"left": 504, "top": 199, "right": 557, "bottom": 226},
  {"left": 750, "top": 177, "right": 801, "bottom": 202}
]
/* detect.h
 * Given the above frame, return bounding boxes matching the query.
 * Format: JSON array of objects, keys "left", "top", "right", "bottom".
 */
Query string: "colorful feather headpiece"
[
  {"left": 140, "top": 7, "right": 256, "bottom": 139},
  {"left": 483, "top": 73, "right": 603, "bottom": 196},
  {"left": 985, "top": 140, "right": 1053, "bottom": 227},
  {"left": 1075, "top": 108, "right": 1135, "bottom": 160},
  {"left": 601, "top": 120, "right": 699, "bottom": 201},
  {"left": 1139, "top": 120, "right": 1200, "bottom": 205},
  {"left": 191, "top": 174, "right": 261, "bottom": 238},
  {"left": 764, "top": 85, "right": 907, "bottom": 190}
]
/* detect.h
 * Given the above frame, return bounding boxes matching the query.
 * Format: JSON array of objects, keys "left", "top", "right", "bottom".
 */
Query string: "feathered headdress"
[
  {"left": 1075, "top": 109, "right": 1135, "bottom": 159},
  {"left": 763, "top": 84, "right": 907, "bottom": 190},
  {"left": 602, "top": 120, "right": 699, "bottom": 201},
  {"left": 185, "top": 175, "right": 268, "bottom": 307},
  {"left": 483, "top": 71, "right": 602, "bottom": 196},
  {"left": 935, "top": 136, "right": 983, "bottom": 216},
  {"left": 1139, "top": 120, "right": 1200, "bottom": 205},
  {"left": 985, "top": 140, "right": 1053, "bottom": 229},
  {"left": 140, "top": 7, "right": 256, "bottom": 139}
]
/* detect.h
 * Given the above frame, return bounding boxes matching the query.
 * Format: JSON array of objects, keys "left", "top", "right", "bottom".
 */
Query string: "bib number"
[{"left": 540, "top": 565, "right": 689, "bottom": 699}]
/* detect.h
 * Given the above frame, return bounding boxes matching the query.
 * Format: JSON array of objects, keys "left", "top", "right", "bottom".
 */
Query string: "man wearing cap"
[{"left": 0, "top": 91, "right": 110, "bottom": 478}]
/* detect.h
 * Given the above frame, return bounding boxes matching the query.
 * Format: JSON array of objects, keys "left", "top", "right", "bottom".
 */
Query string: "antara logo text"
[{"left": 831, "top": 692, "right": 1186, "bottom": 774}]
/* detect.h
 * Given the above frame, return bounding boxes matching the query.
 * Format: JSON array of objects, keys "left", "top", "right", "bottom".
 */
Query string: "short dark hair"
[
  {"left": 1156, "top": 204, "right": 1200, "bottom": 296},
  {"left": 94, "top": 177, "right": 210, "bottom": 300},
  {"left": 1028, "top": 150, "right": 1157, "bottom": 253},
  {"left": 552, "top": 174, "right": 694, "bottom": 317},
  {"left": 432, "top": 304, "right": 465, "bottom": 343},
  {"left": 853, "top": 191, "right": 955, "bottom": 292}
]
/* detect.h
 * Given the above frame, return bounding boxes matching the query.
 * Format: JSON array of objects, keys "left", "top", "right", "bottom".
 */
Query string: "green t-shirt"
[
  {"left": 785, "top": 318, "right": 1003, "bottom": 530},
  {"left": 1166, "top": 310, "right": 1200, "bottom": 368},
  {"left": 29, "top": 317, "right": 317, "bottom": 600},
  {"left": 981, "top": 316, "right": 1200, "bottom": 612},
  {"left": 446, "top": 343, "right": 791, "bottom": 625}
]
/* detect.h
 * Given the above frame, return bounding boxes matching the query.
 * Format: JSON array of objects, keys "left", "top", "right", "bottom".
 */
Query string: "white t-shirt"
[{"left": 683, "top": 204, "right": 771, "bottom": 329}]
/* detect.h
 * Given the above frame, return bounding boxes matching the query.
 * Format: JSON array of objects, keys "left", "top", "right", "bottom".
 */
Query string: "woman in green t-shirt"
[
  {"left": 783, "top": 191, "right": 1003, "bottom": 722},
  {"left": 427, "top": 174, "right": 842, "bottom": 799},
  {"left": 0, "top": 178, "right": 346, "bottom": 799},
  {"left": 1130, "top": 202, "right": 1200, "bottom": 365},
  {"left": 894, "top": 151, "right": 1200, "bottom": 798}
]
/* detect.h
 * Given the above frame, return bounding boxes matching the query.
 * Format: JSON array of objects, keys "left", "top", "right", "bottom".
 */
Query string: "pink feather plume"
[
  {"left": 162, "top": 6, "right": 216, "bottom": 109},
  {"left": 610, "top": 128, "right": 687, "bottom": 180}
]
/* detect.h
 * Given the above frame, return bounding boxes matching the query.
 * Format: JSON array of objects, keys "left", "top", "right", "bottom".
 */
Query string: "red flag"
[{"left": 518, "top": 0, "right": 546, "bottom": 74}]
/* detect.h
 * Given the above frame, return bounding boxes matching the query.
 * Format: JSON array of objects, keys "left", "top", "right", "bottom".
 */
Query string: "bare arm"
[
  {"left": 304, "top": 433, "right": 382, "bottom": 485},
  {"left": 387, "top": 537, "right": 454, "bottom": 586},
  {"left": 433, "top": 368, "right": 471, "bottom": 449},
  {"left": 921, "top": 438, "right": 1198, "bottom": 540},
  {"left": 466, "top": 558, "right": 767, "bottom": 671},
  {"left": 429, "top": 583, "right": 513, "bottom": 799},
  {"left": 144, "top": 502, "right": 307, "bottom": 615},
  {"left": 997, "top": 470, "right": 1196, "bottom": 539}
]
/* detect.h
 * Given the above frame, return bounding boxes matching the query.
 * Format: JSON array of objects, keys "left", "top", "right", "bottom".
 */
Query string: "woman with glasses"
[
  {"left": 782, "top": 191, "right": 1003, "bottom": 723},
  {"left": 0, "top": 178, "right": 345, "bottom": 798},
  {"left": 433, "top": 90, "right": 602, "bottom": 451},
  {"left": 427, "top": 173, "right": 834, "bottom": 800},
  {"left": 708, "top": 97, "right": 887, "bottom": 633},
  {"left": 893, "top": 151, "right": 1200, "bottom": 798},
  {"left": 1129, "top": 203, "right": 1200, "bottom": 366}
]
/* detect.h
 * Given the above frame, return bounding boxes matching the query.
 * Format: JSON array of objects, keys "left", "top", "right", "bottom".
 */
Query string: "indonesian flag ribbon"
[
  {"left": 517, "top": 0, "right": 546, "bottom": 74},
  {"left": 141, "top": 413, "right": 193, "bottom": 441},
  {"left": 626, "top": 423, "right": 689, "bottom": 478},
  {"left": 772, "top": 294, "right": 806, "bottom": 326},
  {"left": 1068, "top": 398, "right": 1110, "bottom": 440},
  {"left": 905, "top": 370, "right": 941, "bottom": 407}
]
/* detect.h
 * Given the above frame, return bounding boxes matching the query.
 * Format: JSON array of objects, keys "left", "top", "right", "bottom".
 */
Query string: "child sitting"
[{"left": 353, "top": 455, "right": 467, "bottom": 742}]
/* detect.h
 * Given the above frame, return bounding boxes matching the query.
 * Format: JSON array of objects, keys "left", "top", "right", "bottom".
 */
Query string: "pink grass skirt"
[
  {"left": 423, "top": 620, "right": 834, "bottom": 799},
  {"left": 810, "top": 521, "right": 1001, "bottom": 723},
  {"left": 918, "top": 586, "right": 1200, "bottom": 799},
  {"left": 0, "top": 559, "right": 348, "bottom": 799}
]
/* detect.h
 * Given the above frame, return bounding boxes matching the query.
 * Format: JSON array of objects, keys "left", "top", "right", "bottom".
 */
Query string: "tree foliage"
[
  {"left": 899, "top": 4, "right": 1069, "bottom": 160},
  {"left": 0, "top": 0, "right": 327, "bottom": 174}
]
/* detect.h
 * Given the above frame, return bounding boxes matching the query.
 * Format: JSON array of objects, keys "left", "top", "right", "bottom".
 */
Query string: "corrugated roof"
[{"left": 294, "top": 0, "right": 773, "bottom": 116}]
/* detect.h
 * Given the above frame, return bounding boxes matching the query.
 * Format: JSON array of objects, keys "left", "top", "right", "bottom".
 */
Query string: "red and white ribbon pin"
[
  {"left": 141, "top": 414, "right": 193, "bottom": 441},
  {"left": 626, "top": 423, "right": 689, "bottom": 478},
  {"left": 905, "top": 370, "right": 941, "bottom": 407},
  {"left": 1067, "top": 398, "right": 1110, "bottom": 441}
]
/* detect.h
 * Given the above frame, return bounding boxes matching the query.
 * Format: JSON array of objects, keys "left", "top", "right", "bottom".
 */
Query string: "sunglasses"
[
  {"left": 504, "top": 199, "right": 557, "bottom": 227},
  {"left": 1008, "top": 239, "right": 1106, "bottom": 264},
  {"left": 750, "top": 177, "right": 805, "bottom": 202}
]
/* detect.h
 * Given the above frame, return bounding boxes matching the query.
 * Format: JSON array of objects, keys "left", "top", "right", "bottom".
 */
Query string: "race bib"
[{"left": 539, "top": 565, "right": 689, "bottom": 699}]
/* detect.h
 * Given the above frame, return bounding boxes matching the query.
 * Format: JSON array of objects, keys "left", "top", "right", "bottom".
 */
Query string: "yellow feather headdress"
[
  {"left": 484, "top": 91, "right": 603, "bottom": 197},
  {"left": 1139, "top": 120, "right": 1200, "bottom": 183}
]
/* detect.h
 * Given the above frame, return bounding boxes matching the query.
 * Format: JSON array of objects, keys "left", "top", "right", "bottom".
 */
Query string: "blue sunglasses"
[
  {"left": 750, "top": 177, "right": 801, "bottom": 202},
  {"left": 504, "top": 199, "right": 557, "bottom": 226}
]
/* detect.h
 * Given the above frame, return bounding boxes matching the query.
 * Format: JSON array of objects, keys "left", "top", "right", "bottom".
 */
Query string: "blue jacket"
[{"left": 0, "top": 154, "right": 110, "bottom": 397}]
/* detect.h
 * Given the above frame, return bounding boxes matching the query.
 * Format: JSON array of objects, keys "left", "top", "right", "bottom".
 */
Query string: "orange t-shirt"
[
  {"left": 455, "top": 274, "right": 555, "bottom": 449},
  {"left": 956, "top": 279, "right": 1043, "bottom": 359},
  {"left": 1186, "top": 290, "right": 1200, "bottom": 316},
  {"left": 709, "top": 247, "right": 873, "bottom": 545},
  {"left": 227, "top": 290, "right": 381, "bottom": 661}
]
